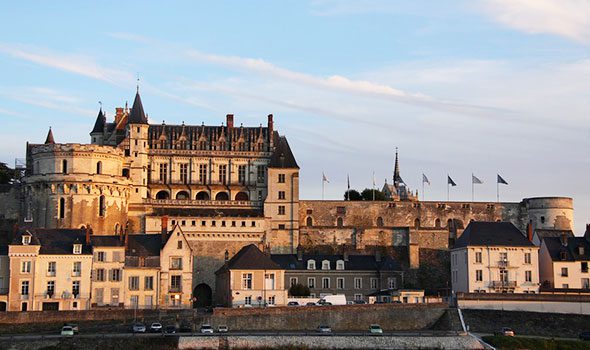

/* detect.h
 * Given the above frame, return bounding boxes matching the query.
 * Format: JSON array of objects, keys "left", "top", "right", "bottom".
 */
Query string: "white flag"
[{"left": 322, "top": 172, "right": 329, "bottom": 183}]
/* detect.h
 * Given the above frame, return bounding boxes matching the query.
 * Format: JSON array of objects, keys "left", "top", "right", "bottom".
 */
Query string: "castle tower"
[
  {"left": 127, "top": 89, "right": 150, "bottom": 204},
  {"left": 90, "top": 108, "right": 106, "bottom": 145}
]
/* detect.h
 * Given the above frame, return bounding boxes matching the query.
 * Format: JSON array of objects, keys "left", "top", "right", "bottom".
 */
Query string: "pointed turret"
[
  {"left": 393, "top": 147, "right": 404, "bottom": 187},
  {"left": 90, "top": 108, "right": 106, "bottom": 134},
  {"left": 128, "top": 91, "right": 148, "bottom": 124},
  {"left": 45, "top": 127, "right": 55, "bottom": 144}
]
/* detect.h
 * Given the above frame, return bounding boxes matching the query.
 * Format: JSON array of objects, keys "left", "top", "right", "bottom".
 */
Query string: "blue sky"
[{"left": 1, "top": 0, "right": 589, "bottom": 233}]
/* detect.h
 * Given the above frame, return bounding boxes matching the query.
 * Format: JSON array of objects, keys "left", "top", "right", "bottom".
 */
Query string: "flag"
[
  {"left": 447, "top": 175, "right": 457, "bottom": 186},
  {"left": 322, "top": 172, "right": 329, "bottom": 183},
  {"left": 497, "top": 174, "right": 508, "bottom": 185},
  {"left": 422, "top": 173, "right": 430, "bottom": 185},
  {"left": 472, "top": 174, "right": 483, "bottom": 184}
]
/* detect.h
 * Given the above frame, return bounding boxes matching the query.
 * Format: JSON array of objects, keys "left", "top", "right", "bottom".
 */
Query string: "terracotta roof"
[
  {"left": 269, "top": 133, "right": 298, "bottom": 169},
  {"left": 454, "top": 221, "right": 534, "bottom": 248},
  {"left": 217, "top": 244, "right": 280, "bottom": 273}
]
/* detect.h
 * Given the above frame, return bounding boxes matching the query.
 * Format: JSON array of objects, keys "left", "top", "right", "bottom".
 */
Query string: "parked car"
[
  {"left": 60, "top": 326, "right": 74, "bottom": 336},
  {"left": 306, "top": 302, "right": 317, "bottom": 306},
  {"left": 317, "top": 325, "right": 332, "bottom": 333},
  {"left": 495, "top": 327, "right": 515, "bottom": 337},
  {"left": 354, "top": 300, "right": 367, "bottom": 305},
  {"left": 369, "top": 324, "right": 383, "bottom": 334},
  {"left": 218, "top": 325, "right": 229, "bottom": 333},
  {"left": 318, "top": 294, "right": 346, "bottom": 306},
  {"left": 132, "top": 323, "right": 146, "bottom": 333},
  {"left": 579, "top": 331, "right": 590, "bottom": 341},
  {"left": 287, "top": 301, "right": 299, "bottom": 306},
  {"left": 64, "top": 323, "right": 79, "bottom": 334},
  {"left": 164, "top": 325, "right": 177, "bottom": 335},
  {"left": 179, "top": 322, "right": 193, "bottom": 333},
  {"left": 150, "top": 322, "right": 163, "bottom": 333},
  {"left": 200, "top": 324, "right": 214, "bottom": 334}
]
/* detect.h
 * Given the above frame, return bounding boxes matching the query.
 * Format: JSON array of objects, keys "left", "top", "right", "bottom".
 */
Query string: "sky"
[{"left": 0, "top": 0, "right": 589, "bottom": 233}]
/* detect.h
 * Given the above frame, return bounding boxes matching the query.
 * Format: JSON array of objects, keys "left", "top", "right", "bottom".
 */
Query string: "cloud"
[
  {"left": 480, "top": 0, "right": 590, "bottom": 44},
  {"left": 0, "top": 87, "right": 95, "bottom": 116},
  {"left": 0, "top": 43, "right": 134, "bottom": 85}
]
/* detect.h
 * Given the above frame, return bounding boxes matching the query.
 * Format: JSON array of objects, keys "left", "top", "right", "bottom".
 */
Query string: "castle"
[{"left": 1, "top": 89, "right": 575, "bottom": 303}]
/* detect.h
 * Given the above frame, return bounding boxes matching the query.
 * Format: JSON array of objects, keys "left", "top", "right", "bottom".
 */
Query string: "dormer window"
[
  {"left": 307, "top": 260, "right": 316, "bottom": 270},
  {"left": 22, "top": 234, "right": 31, "bottom": 245},
  {"left": 336, "top": 260, "right": 345, "bottom": 270},
  {"left": 73, "top": 243, "right": 82, "bottom": 255},
  {"left": 322, "top": 260, "right": 330, "bottom": 270},
  {"left": 579, "top": 246, "right": 585, "bottom": 256},
  {"left": 560, "top": 251, "right": 568, "bottom": 260}
]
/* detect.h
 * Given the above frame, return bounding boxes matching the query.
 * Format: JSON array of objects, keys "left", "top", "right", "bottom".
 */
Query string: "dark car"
[
  {"left": 353, "top": 300, "right": 367, "bottom": 305},
  {"left": 287, "top": 301, "right": 299, "bottom": 306},
  {"left": 494, "top": 327, "right": 515, "bottom": 337},
  {"left": 164, "top": 325, "right": 177, "bottom": 335},
  {"left": 579, "top": 331, "right": 590, "bottom": 341}
]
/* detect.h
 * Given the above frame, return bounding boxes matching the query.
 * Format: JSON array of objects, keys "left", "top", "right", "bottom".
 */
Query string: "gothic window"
[
  {"left": 62, "top": 160, "right": 68, "bottom": 174},
  {"left": 376, "top": 217, "right": 384, "bottom": 227},
  {"left": 96, "top": 161, "right": 102, "bottom": 174},
  {"left": 99, "top": 195, "right": 105, "bottom": 217}
]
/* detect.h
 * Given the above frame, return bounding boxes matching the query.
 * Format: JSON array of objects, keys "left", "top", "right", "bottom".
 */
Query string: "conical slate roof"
[
  {"left": 45, "top": 127, "right": 55, "bottom": 144},
  {"left": 128, "top": 91, "right": 148, "bottom": 124},
  {"left": 90, "top": 108, "right": 106, "bottom": 134}
]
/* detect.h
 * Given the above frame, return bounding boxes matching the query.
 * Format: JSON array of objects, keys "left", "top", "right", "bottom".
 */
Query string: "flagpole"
[
  {"left": 422, "top": 177, "right": 424, "bottom": 201},
  {"left": 472, "top": 173, "right": 474, "bottom": 202},
  {"left": 447, "top": 175, "right": 450, "bottom": 201},
  {"left": 497, "top": 177, "right": 499, "bottom": 203},
  {"left": 322, "top": 174, "right": 325, "bottom": 200}
]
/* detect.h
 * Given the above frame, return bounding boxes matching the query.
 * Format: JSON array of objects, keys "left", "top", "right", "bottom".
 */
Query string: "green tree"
[
  {"left": 288, "top": 283, "right": 310, "bottom": 297},
  {"left": 344, "top": 189, "right": 362, "bottom": 201},
  {"left": 361, "top": 188, "right": 386, "bottom": 201}
]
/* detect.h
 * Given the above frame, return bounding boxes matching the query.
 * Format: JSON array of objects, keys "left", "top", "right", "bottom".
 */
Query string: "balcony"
[
  {"left": 497, "top": 260, "right": 511, "bottom": 268},
  {"left": 169, "top": 286, "right": 182, "bottom": 293},
  {"left": 491, "top": 281, "right": 517, "bottom": 289},
  {"left": 143, "top": 198, "right": 262, "bottom": 208}
]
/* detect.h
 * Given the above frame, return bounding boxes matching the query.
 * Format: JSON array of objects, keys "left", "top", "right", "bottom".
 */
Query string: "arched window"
[
  {"left": 175, "top": 191, "right": 190, "bottom": 200},
  {"left": 337, "top": 217, "right": 343, "bottom": 227},
  {"left": 215, "top": 192, "right": 229, "bottom": 201},
  {"left": 59, "top": 198, "right": 65, "bottom": 219},
  {"left": 196, "top": 191, "right": 210, "bottom": 200},
  {"left": 414, "top": 218, "right": 420, "bottom": 229},
  {"left": 99, "top": 195, "right": 105, "bottom": 217},
  {"left": 96, "top": 161, "right": 102, "bottom": 174},
  {"left": 62, "top": 160, "right": 68, "bottom": 174},
  {"left": 114, "top": 223, "right": 120, "bottom": 235},
  {"left": 306, "top": 217, "right": 313, "bottom": 227},
  {"left": 235, "top": 192, "right": 249, "bottom": 201},
  {"left": 156, "top": 190, "right": 170, "bottom": 199},
  {"left": 435, "top": 218, "right": 441, "bottom": 228},
  {"left": 376, "top": 217, "right": 384, "bottom": 227}
]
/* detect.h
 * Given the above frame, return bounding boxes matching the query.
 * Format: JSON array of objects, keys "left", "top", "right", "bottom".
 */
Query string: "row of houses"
[{"left": 451, "top": 222, "right": 590, "bottom": 294}]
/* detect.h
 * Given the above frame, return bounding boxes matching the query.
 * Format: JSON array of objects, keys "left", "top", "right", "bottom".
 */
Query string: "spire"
[
  {"left": 45, "top": 127, "right": 55, "bottom": 144},
  {"left": 393, "top": 147, "right": 403, "bottom": 187},
  {"left": 128, "top": 91, "right": 148, "bottom": 124},
  {"left": 90, "top": 108, "right": 106, "bottom": 134}
]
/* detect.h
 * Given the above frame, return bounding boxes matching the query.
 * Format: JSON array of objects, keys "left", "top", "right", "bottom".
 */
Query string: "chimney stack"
[
  {"left": 297, "top": 246, "right": 303, "bottom": 261},
  {"left": 115, "top": 107, "right": 124, "bottom": 125},
  {"left": 527, "top": 223, "right": 533, "bottom": 242},
  {"left": 226, "top": 114, "right": 234, "bottom": 129},
  {"left": 561, "top": 233, "right": 568, "bottom": 246},
  {"left": 343, "top": 250, "right": 349, "bottom": 262},
  {"left": 85, "top": 224, "right": 91, "bottom": 245},
  {"left": 161, "top": 216, "right": 169, "bottom": 243},
  {"left": 267, "top": 114, "right": 274, "bottom": 146},
  {"left": 375, "top": 250, "right": 382, "bottom": 263}
]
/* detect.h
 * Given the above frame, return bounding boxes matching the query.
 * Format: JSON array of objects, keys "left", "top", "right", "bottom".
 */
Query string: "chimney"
[
  {"left": 561, "top": 233, "right": 568, "bottom": 246},
  {"left": 527, "top": 223, "right": 533, "bottom": 242},
  {"left": 297, "top": 246, "right": 303, "bottom": 261},
  {"left": 343, "top": 251, "right": 349, "bottom": 262},
  {"left": 161, "top": 216, "right": 169, "bottom": 243},
  {"left": 115, "top": 107, "right": 124, "bottom": 125},
  {"left": 267, "top": 114, "right": 274, "bottom": 146},
  {"left": 226, "top": 114, "right": 234, "bottom": 129},
  {"left": 85, "top": 224, "right": 91, "bottom": 245}
]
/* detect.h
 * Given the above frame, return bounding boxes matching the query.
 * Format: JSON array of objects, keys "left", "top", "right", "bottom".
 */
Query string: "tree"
[
  {"left": 344, "top": 189, "right": 362, "bottom": 201},
  {"left": 288, "top": 283, "right": 310, "bottom": 297},
  {"left": 361, "top": 188, "right": 386, "bottom": 201}
]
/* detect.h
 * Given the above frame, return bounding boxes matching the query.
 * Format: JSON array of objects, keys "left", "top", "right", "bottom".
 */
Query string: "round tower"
[{"left": 524, "top": 197, "right": 574, "bottom": 231}]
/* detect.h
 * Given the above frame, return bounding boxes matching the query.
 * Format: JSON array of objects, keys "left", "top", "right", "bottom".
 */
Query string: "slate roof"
[
  {"left": 0, "top": 245, "right": 8, "bottom": 255},
  {"left": 270, "top": 254, "right": 402, "bottom": 271},
  {"left": 128, "top": 91, "right": 148, "bottom": 124},
  {"left": 90, "top": 108, "right": 106, "bottom": 134},
  {"left": 45, "top": 128, "right": 55, "bottom": 144},
  {"left": 543, "top": 236, "right": 590, "bottom": 262},
  {"left": 269, "top": 133, "right": 299, "bottom": 169},
  {"left": 126, "top": 234, "right": 164, "bottom": 257},
  {"left": 91, "top": 235, "right": 124, "bottom": 247},
  {"left": 12, "top": 228, "right": 92, "bottom": 255},
  {"left": 535, "top": 229, "right": 574, "bottom": 242},
  {"left": 217, "top": 244, "right": 280, "bottom": 273},
  {"left": 151, "top": 208, "right": 263, "bottom": 218},
  {"left": 454, "top": 221, "right": 534, "bottom": 248}
]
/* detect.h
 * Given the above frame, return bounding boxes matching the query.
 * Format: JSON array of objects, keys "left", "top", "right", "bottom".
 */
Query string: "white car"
[
  {"left": 369, "top": 324, "right": 383, "bottom": 334},
  {"left": 61, "top": 326, "right": 74, "bottom": 336},
  {"left": 317, "top": 325, "right": 332, "bottom": 333},
  {"left": 200, "top": 324, "right": 214, "bottom": 334},
  {"left": 132, "top": 323, "right": 146, "bottom": 333},
  {"left": 149, "top": 322, "right": 163, "bottom": 333},
  {"left": 218, "top": 325, "right": 229, "bottom": 333}
]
